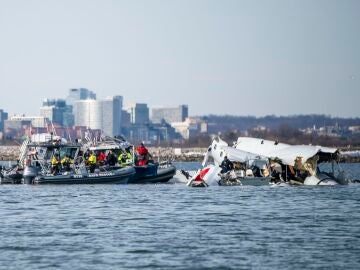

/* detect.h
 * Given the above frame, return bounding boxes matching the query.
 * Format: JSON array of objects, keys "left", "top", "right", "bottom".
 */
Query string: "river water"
[{"left": 1, "top": 162, "right": 360, "bottom": 270}]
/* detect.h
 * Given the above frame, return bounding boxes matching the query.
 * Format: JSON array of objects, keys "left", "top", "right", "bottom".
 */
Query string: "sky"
[{"left": 0, "top": 0, "right": 359, "bottom": 117}]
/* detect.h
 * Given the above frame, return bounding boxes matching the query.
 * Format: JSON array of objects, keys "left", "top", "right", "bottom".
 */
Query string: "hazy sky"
[{"left": 0, "top": 0, "right": 359, "bottom": 117}]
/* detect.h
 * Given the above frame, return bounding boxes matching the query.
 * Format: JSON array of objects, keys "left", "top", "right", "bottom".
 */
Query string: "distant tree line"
[
  {"left": 150, "top": 115, "right": 360, "bottom": 148},
  {"left": 173, "top": 125, "right": 360, "bottom": 149},
  {"left": 203, "top": 114, "right": 360, "bottom": 134},
  {"left": 247, "top": 124, "right": 360, "bottom": 148}
]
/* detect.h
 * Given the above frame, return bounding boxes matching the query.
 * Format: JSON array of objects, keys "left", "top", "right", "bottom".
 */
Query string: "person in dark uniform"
[
  {"left": 106, "top": 150, "right": 118, "bottom": 166},
  {"left": 220, "top": 156, "right": 234, "bottom": 174}
]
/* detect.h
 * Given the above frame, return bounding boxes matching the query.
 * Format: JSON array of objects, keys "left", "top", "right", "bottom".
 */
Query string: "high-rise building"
[
  {"left": 0, "top": 109, "right": 8, "bottom": 133},
  {"left": 102, "top": 96, "right": 122, "bottom": 137},
  {"left": 74, "top": 100, "right": 101, "bottom": 131},
  {"left": 151, "top": 105, "right": 188, "bottom": 124},
  {"left": 74, "top": 96, "right": 122, "bottom": 136},
  {"left": 126, "top": 103, "right": 149, "bottom": 124},
  {"left": 66, "top": 88, "right": 96, "bottom": 106},
  {"left": 40, "top": 99, "right": 72, "bottom": 126},
  {"left": 121, "top": 110, "right": 131, "bottom": 129},
  {"left": 64, "top": 88, "right": 97, "bottom": 127}
]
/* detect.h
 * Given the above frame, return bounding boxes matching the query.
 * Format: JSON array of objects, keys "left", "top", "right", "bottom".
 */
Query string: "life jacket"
[
  {"left": 119, "top": 152, "right": 132, "bottom": 166},
  {"left": 51, "top": 156, "right": 60, "bottom": 166},
  {"left": 88, "top": 154, "right": 97, "bottom": 165},
  {"left": 61, "top": 157, "right": 72, "bottom": 165},
  {"left": 98, "top": 152, "right": 106, "bottom": 162}
]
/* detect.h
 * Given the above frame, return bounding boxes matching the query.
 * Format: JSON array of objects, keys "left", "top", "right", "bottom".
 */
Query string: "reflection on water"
[{"left": 0, "top": 163, "right": 360, "bottom": 269}]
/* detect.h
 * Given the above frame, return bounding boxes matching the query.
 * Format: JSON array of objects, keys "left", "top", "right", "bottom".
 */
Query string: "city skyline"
[{"left": 0, "top": 0, "right": 359, "bottom": 117}]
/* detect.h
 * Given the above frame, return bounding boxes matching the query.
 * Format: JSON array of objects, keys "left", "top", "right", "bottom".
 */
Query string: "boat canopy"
[
  {"left": 87, "top": 136, "right": 132, "bottom": 151},
  {"left": 235, "top": 137, "right": 339, "bottom": 166},
  {"left": 89, "top": 145, "right": 123, "bottom": 151},
  {"left": 31, "top": 133, "right": 68, "bottom": 144}
]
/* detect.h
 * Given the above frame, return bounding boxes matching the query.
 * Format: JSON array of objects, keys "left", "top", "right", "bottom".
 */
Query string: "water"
[
  {"left": 0, "top": 160, "right": 17, "bottom": 168},
  {"left": 1, "top": 163, "right": 360, "bottom": 270}
]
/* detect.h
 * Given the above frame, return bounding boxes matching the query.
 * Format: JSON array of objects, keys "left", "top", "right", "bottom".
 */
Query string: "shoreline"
[{"left": 1, "top": 145, "right": 360, "bottom": 163}]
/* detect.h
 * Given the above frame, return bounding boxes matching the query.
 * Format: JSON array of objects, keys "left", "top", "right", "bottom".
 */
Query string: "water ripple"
[{"left": 0, "top": 163, "right": 360, "bottom": 269}]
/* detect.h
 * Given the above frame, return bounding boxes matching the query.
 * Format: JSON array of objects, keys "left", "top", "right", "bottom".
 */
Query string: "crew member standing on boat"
[
  {"left": 220, "top": 156, "right": 234, "bottom": 174},
  {"left": 136, "top": 143, "right": 149, "bottom": 166},
  {"left": 88, "top": 151, "right": 97, "bottom": 173},
  {"left": 119, "top": 148, "right": 133, "bottom": 167},
  {"left": 106, "top": 150, "right": 117, "bottom": 166},
  {"left": 83, "top": 149, "right": 91, "bottom": 161},
  {"left": 51, "top": 153, "right": 61, "bottom": 175},
  {"left": 61, "top": 154, "right": 72, "bottom": 172},
  {"left": 97, "top": 151, "right": 106, "bottom": 166}
]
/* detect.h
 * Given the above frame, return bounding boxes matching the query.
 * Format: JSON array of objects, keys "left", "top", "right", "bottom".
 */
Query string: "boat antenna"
[
  {"left": 66, "top": 126, "right": 72, "bottom": 143},
  {"left": 51, "top": 121, "right": 57, "bottom": 136},
  {"left": 46, "top": 119, "right": 50, "bottom": 133}
]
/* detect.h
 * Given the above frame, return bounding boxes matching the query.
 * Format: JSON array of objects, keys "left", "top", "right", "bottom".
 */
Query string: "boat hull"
[
  {"left": 0, "top": 172, "right": 23, "bottom": 184},
  {"left": 129, "top": 164, "right": 177, "bottom": 184},
  {"left": 32, "top": 167, "right": 135, "bottom": 185}
]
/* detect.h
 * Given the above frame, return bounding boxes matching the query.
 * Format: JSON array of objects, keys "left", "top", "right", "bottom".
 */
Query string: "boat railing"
[
  {"left": 18, "top": 138, "right": 30, "bottom": 166},
  {"left": 71, "top": 157, "right": 112, "bottom": 175},
  {"left": 35, "top": 159, "right": 52, "bottom": 175},
  {"left": 83, "top": 135, "right": 132, "bottom": 151}
]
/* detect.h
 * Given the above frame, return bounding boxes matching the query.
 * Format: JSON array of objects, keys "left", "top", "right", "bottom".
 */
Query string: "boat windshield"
[
  {"left": 43, "top": 147, "right": 79, "bottom": 160},
  {"left": 59, "top": 147, "right": 79, "bottom": 159}
]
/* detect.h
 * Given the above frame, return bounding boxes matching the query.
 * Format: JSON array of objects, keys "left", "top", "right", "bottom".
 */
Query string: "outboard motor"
[{"left": 23, "top": 166, "right": 37, "bottom": 184}]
